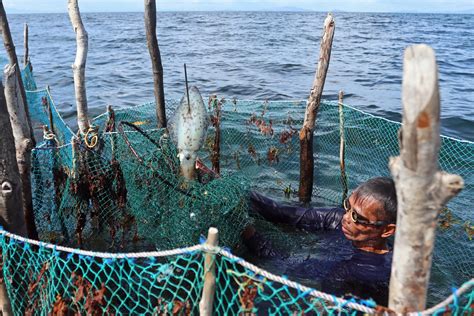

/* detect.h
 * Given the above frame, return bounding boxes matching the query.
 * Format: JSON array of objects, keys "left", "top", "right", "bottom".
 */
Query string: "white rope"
[
  {"left": 45, "top": 88, "right": 75, "bottom": 138},
  {"left": 0, "top": 229, "right": 202, "bottom": 259},
  {"left": 218, "top": 247, "right": 380, "bottom": 315},
  {"left": 408, "top": 278, "right": 474, "bottom": 316}
]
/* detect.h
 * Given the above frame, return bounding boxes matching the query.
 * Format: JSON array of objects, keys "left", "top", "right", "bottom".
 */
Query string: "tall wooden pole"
[
  {"left": 0, "top": 1, "right": 35, "bottom": 143},
  {"left": 0, "top": 78, "right": 27, "bottom": 316},
  {"left": 4, "top": 64, "right": 38, "bottom": 240},
  {"left": 298, "top": 13, "right": 335, "bottom": 203},
  {"left": 388, "top": 44, "right": 464, "bottom": 312},
  {"left": 338, "top": 90, "right": 348, "bottom": 205},
  {"left": 144, "top": 0, "right": 167, "bottom": 128},
  {"left": 68, "top": 0, "right": 90, "bottom": 134},
  {"left": 23, "top": 23, "right": 28, "bottom": 67},
  {"left": 199, "top": 227, "right": 218, "bottom": 316}
]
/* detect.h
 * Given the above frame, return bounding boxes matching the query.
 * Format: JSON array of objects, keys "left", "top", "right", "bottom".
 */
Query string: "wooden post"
[
  {"left": 210, "top": 96, "right": 221, "bottom": 175},
  {"left": 68, "top": 0, "right": 90, "bottom": 134},
  {"left": 338, "top": 90, "right": 348, "bottom": 205},
  {"left": 298, "top": 13, "right": 335, "bottom": 203},
  {"left": 45, "top": 86, "right": 55, "bottom": 136},
  {"left": 0, "top": 76, "right": 28, "bottom": 316},
  {"left": 199, "top": 227, "right": 218, "bottom": 316},
  {"left": 388, "top": 45, "right": 464, "bottom": 312},
  {"left": 23, "top": 23, "right": 28, "bottom": 67},
  {"left": 0, "top": 2, "right": 35, "bottom": 143},
  {"left": 144, "top": 0, "right": 167, "bottom": 128},
  {"left": 4, "top": 64, "right": 38, "bottom": 240}
]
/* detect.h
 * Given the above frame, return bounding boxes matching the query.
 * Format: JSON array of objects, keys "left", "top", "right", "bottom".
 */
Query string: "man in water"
[{"left": 242, "top": 177, "right": 397, "bottom": 305}]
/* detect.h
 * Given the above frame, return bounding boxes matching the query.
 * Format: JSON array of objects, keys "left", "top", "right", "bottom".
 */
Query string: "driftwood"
[
  {"left": 0, "top": 77, "right": 28, "bottom": 316},
  {"left": 68, "top": 0, "right": 90, "bottom": 134},
  {"left": 144, "top": 0, "right": 167, "bottom": 128},
  {"left": 199, "top": 227, "right": 218, "bottom": 316},
  {"left": 4, "top": 64, "right": 38, "bottom": 240},
  {"left": 298, "top": 13, "right": 335, "bottom": 203},
  {"left": 388, "top": 45, "right": 464, "bottom": 312},
  {"left": 24, "top": 23, "right": 28, "bottom": 66},
  {"left": 0, "top": 1, "right": 35, "bottom": 143}
]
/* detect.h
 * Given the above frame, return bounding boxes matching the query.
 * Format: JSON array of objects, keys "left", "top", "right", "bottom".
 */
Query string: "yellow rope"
[{"left": 83, "top": 126, "right": 99, "bottom": 148}]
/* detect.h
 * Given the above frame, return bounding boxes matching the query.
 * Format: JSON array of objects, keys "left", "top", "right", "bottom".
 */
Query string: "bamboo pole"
[
  {"left": 338, "top": 90, "right": 348, "bottom": 205},
  {"left": 144, "top": 0, "right": 167, "bottom": 128},
  {"left": 199, "top": 227, "right": 218, "bottom": 316},
  {"left": 0, "top": 76, "right": 28, "bottom": 316},
  {"left": 388, "top": 44, "right": 464, "bottom": 312},
  {"left": 0, "top": 1, "right": 35, "bottom": 143},
  {"left": 4, "top": 64, "right": 38, "bottom": 240},
  {"left": 23, "top": 23, "right": 28, "bottom": 67},
  {"left": 68, "top": 0, "right": 90, "bottom": 134},
  {"left": 298, "top": 13, "right": 335, "bottom": 203}
]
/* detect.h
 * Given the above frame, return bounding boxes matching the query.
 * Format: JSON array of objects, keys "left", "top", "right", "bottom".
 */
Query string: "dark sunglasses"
[{"left": 343, "top": 198, "right": 389, "bottom": 227}]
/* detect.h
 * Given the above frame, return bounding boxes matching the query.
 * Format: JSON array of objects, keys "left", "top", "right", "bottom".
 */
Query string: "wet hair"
[{"left": 351, "top": 177, "right": 397, "bottom": 224}]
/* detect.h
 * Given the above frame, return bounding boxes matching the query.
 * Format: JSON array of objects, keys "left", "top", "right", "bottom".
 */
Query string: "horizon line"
[{"left": 7, "top": 9, "right": 474, "bottom": 15}]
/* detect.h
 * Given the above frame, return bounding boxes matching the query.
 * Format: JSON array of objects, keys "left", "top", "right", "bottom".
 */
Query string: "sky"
[{"left": 3, "top": 0, "right": 474, "bottom": 14}]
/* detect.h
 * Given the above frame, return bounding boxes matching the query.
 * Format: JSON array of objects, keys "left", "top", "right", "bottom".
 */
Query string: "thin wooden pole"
[
  {"left": 68, "top": 0, "right": 90, "bottom": 134},
  {"left": 23, "top": 23, "right": 28, "bottom": 67},
  {"left": 298, "top": 13, "right": 335, "bottom": 203},
  {"left": 209, "top": 95, "right": 221, "bottom": 175},
  {"left": 0, "top": 76, "right": 28, "bottom": 316},
  {"left": 388, "top": 44, "right": 464, "bottom": 312},
  {"left": 338, "top": 90, "right": 348, "bottom": 205},
  {"left": 144, "top": 0, "right": 167, "bottom": 128},
  {"left": 0, "top": 2, "right": 35, "bottom": 144},
  {"left": 4, "top": 64, "right": 38, "bottom": 240},
  {"left": 46, "top": 86, "right": 55, "bottom": 136},
  {"left": 199, "top": 227, "right": 218, "bottom": 316}
]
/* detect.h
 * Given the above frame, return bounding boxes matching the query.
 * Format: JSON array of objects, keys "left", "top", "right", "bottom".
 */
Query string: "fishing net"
[{"left": 0, "top": 62, "right": 472, "bottom": 314}]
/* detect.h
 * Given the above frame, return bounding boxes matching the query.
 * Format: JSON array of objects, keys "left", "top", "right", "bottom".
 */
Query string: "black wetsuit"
[{"left": 244, "top": 191, "right": 392, "bottom": 306}]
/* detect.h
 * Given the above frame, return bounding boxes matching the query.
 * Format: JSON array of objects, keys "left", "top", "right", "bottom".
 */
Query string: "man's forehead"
[{"left": 350, "top": 194, "right": 383, "bottom": 218}]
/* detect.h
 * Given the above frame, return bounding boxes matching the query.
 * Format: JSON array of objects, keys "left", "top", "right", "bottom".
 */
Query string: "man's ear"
[{"left": 381, "top": 224, "right": 396, "bottom": 238}]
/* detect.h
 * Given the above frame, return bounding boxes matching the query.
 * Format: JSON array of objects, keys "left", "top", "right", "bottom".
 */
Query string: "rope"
[
  {"left": 409, "top": 279, "right": 474, "bottom": 315},
  {"left": 0, "top": 228, "right": 202, "bottom": 259},
  {"left": 83, "top": 126, "right": 99, "bottom": 148},
  {"left": 218, "top": 247, "right": 380, "bottom": 315}
]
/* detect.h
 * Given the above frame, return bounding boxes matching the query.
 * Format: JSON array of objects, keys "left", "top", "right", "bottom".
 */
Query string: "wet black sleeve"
[{"left": 249, "top": 191, "right": 344, "bottom": 231}]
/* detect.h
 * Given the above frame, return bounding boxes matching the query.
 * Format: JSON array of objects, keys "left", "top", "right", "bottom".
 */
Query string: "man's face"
[{"left": 341, "top": 194, "right": 388, "bottom": 242}]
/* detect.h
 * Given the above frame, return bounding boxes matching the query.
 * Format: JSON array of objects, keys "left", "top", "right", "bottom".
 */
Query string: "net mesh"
[{"left": 0, "top": 63, "right": 471, "bottom": 314}]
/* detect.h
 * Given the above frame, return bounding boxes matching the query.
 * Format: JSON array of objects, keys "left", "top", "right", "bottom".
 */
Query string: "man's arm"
[{"left": 249, "top": 192, "right": 343, "bottom": 231}]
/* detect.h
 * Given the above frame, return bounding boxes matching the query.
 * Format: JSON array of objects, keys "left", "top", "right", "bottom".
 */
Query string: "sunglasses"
[{"left": 343, "top": 198, "right": 389, "bottom": 227}]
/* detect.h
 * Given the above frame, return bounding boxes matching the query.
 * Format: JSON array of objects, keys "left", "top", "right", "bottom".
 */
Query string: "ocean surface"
[{"left": 5, "top": 11, "right": 474, "bottom": 141}]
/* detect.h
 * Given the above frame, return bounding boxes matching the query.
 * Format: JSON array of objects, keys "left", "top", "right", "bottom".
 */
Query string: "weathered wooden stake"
[
  {"left": 144, "top": 0, "right": 167, "bottom": 128},
  {"left": 199, "top": 227, "right": 218, "bottom": 316},
  {"left": 0, "top": 77, "right": 28, "bottom": 316},
  {"left": 0, "top": 2, "right": 35, "bottom": 143},
  {"left": 4, "top": 64, "right": 38, "bottom": 240},
  {"left": 388, "top": 44, "right": 464, "bottom": 312},
  {"left": 298, "top": 13, "right": 335, "bottom": 203},
  {"left": 338, "top": 90, "right": 348, "bottom": 205},
  {"left": 210, "top": 96, "right": 221, "bottom": 175},
  {"left": 68, "top": 0, "right": 90, "bottom": 134},
  {"left": 23, "top": 23, "right": 28, "bottom": 67},
  {"left": 45, "top": 86, "right": 55, "bottom": 136}
]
